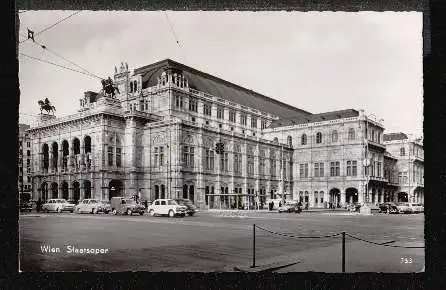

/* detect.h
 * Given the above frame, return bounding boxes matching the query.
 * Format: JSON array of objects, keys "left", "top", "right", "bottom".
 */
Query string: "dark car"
[
  {"left": 174, "top": 199, "right": 197, "bottom": 216},
  {"left": 20, "top": 201, "right": 35, "bottom": 212},
  {"left": 379, "top": 202, "right": 398, "bottom": 214}
]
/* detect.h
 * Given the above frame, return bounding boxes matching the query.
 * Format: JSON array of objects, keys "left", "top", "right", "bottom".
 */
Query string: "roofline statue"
[
  {"left": 101, "top": 76, "right": 120, "bottom": 97},
  {"left": 38, "top": 97, "right": 56, "bottom": 115}
]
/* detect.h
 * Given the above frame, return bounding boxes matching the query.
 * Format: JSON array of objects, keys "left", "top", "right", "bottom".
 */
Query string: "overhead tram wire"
[
  {"left": 19, "top": 11, "right": 82, "bottom": 44},
  {"left": 22, "top": 37, "right": 102, "bottom": 80},
  {"left": 164, "top": 11, "right": 187, "bottom": 63},
  {"left": 20, "top": 53, "right": 102, "bottom": 80}
]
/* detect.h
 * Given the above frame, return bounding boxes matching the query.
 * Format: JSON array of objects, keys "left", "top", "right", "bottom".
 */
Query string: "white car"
[
  {"left": 396, "top": 203, "right": 412, "bottom": 214},
  {"left": 408, "top": 203, "right": 424, "bottom": 213},
  {"left": 42, "top": 199, "right": 75, "bottom": 213},
  {"left": 147, "top": 199, "right": 188, "bottom": 217},
  {"left": 75, "top": 199, "right": 108, "bottom": 214}
]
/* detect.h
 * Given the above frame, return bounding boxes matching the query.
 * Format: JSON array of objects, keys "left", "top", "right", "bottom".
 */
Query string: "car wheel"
[
  {"left": 127, "top": 209, "right": 132, "bottom": 216},
  {"left": 188, "top": 213, "right": 194, "bottom": 216},
  {"left": 149, "top": 209, "right": 155, "bottom": 216},
  {"left": 76, "top": 208, "right": 81, "bottom": 214},
  {"left": 139, "top": 212, "right": 144, "bottom": 216},
  {"left": 57, "top": 207, "right": 61, "bottom": 213},
  {"left": 168, "top": 210, "right": 175, "bottom": 217},
  {"left": 112, "top": 209, "right": 117, "bottom": 215},
  {"left": 92, "top": 208, "right": 97, "bottom": 214}
]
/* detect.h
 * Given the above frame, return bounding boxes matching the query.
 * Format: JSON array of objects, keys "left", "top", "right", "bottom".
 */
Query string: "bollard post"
[
  {"left": 251, "top": 224, "right": 256, "bottom": 268},
  {"left": 342, "top": 231, "right": 346, "bottom": 273}
]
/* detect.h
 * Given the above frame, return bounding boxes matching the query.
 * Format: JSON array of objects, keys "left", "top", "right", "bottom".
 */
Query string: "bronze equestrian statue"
[
  {"left": 38, "top": 98, "right": 56, "bottom": 115},
  {"left": 101, "top": 77, "right": 120, "bottom": 97}
]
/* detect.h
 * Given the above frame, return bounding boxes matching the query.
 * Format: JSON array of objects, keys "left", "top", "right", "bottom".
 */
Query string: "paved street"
[{"left": 19, "top": 211, "right": 424, "bottom": 272}]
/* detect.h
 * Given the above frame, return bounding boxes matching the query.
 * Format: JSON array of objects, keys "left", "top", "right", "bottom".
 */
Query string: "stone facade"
[
  {"left": 19, "top": 123, "right": 32, "bottom": 200},
  {"left": 384, "top": 135, "right": 424, "bottom": 203},
  {"left": 27, "top": 59, "right": 423, "bottom": 209}
]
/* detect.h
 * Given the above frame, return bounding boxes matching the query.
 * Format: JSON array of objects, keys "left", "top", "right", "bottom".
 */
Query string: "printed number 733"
[{"left": 401, "top": 257, "right": 413, "bottom": 264}]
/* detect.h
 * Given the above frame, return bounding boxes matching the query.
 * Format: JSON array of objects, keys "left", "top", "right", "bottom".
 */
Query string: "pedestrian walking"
[{"left": 36, "top": 198, "right": 42, "bottom": 212}]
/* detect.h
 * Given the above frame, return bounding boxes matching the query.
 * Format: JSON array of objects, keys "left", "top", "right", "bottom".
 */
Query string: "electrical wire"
[
  {"left": 164, "top": 12, "right": 187, "bottom": 63},
  {"left": 24, "top": 37, "right": 102, "bottom": 79},
  {"left": 20, "top": 11, "right": 82, "bottom": 44},
  {"left": 19, "top": 53, "right": 101, "bottom": 80}
]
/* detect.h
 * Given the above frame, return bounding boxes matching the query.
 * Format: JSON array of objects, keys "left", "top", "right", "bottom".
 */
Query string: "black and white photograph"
[{"left": 17, "top": 11, "right": 424, "bottom": 273}]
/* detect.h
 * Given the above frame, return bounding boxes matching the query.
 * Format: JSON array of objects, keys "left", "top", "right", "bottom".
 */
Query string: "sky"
[{"left": 18, "top": 11, "right": 423, "bottom": 137}]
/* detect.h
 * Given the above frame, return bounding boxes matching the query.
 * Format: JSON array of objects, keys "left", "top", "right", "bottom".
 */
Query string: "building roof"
[
  {"left": 383, "top": 132, "right": 408, "bottom": 142},
  {"left": 134, "top": 59, "right": 312, "bottom": 120},
  {"left": 268, "top": 109, "right": 359, "bottom": 128}
]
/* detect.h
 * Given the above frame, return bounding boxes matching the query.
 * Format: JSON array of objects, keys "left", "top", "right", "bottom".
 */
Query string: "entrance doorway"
[
  {"left": 345, "top": 187, "right": 358, "bottom": 204},
  {"left": 329, "top": 188, "right": 341, "bottom": 208},
  {"left": 109, "top": 179, "right": 123, "bottom": 200}
]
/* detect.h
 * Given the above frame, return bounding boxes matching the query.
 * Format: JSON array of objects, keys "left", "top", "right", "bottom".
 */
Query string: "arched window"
[
  {"left": 316, "top": 132, "right": 322, "bottom": 144},
  {"left": 400, "top": 147, "right": 405, "bottom": 156},
  {"left": 331, "top": 130, "right": 338, "bottom": 143},
  {"left": 301, "top": 134, "right": 307, "bottom": 145},
  {"left": 348, "top": 128, "right": 355, "bottom": 140},
  {"left": 287, "top": 135, "right": 292, "bottom": 147}
]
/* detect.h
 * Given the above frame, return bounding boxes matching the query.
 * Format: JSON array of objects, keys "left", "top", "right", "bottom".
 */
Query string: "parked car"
[
  {"left": 147, "top": 199, "right": 188, "bottom": 217},
  {"left": 378, "top": 202, "right": 398, "bottom": 214},
  {"left": 396, "top": 203, "right": 412, "bottom": 214},
  {"left": 42, "top": 199, "right": 75, "bottom": 213},
  {"left": 174, "top": 199, "right": 198, "bottom": 216},
  {"left": 408, "top": 203, "right": 424, "bottom": 214},
  {"left": 67, "top": 199, "right": 79, "bottom": 206},
  {"left": 110, "top": 197, "right": 146, "bottom": 215},
  {"left": 347, "top": 203, "right": 362, "bottom": 212},
  {"left": 100, "top": 200, "right": 112, "bottom": 214},
  {"left": 278, "top": 200, "right": 298, "bottom": 213},
  {"left": 75, "top": 199, "right": 108, "bottom": 214},
  {"left": 20, "top": 200, "right": 36, "bottom": 212}
]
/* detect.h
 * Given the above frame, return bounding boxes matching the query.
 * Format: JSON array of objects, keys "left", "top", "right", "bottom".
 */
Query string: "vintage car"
[
  {"left": 174, "top": 199, "right": 198, "bottom": 216},
  {"left": 378, "top": 202, "right": 398, "bottom": 214},
  {"left": 147, "top": 199, "right": 188, "bottom": 217},
  {"left": 278, "top": 200, "right": 299, "bottom": 213},
  {"left": 75, "top": 199, "right": 109, "bottom": 214},
  {"left": 20, "top": 200, "right": 35, "bottom": 212},
  {"left": 42, "top": 199, "right": 75, "bottom": 213},
  {"left": 110, "top": 197, "right": 146, "bottom": 215},
  {"left": 396, "top": 203, "right": 412, "bottom": 214}
]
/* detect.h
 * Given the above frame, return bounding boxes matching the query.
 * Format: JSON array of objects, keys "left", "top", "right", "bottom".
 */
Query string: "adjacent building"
[
  {"left": 26, "top": 59, "right": 423, "bottom": 208},
  {"left": 18, "top": 123, "right": 32, "bottom": 201},
  {"left": 383, "top": 133, "right": 424, "bottom": 203}
]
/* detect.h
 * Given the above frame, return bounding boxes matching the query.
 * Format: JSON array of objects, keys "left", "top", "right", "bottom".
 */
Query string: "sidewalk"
[
  {"left": 203, "top": 208, "right": 350, "bottom": 214},
  {"left": 229, "top": 239, "right": 424, "bottom": 273}
]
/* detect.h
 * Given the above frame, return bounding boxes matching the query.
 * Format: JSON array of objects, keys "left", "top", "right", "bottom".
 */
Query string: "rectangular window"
[
  {"left": 175, "top": 95, "right": 183, "bottom": 109},
  {"left": 259, "top": 158, "right": 265, "bottom": 176},
  {"left": 108, "top": 146, "right": 113, "bottom": 166},
  {"left": 270, "top": 159, "right": 276, "bottom": 177},
  {"left": 27, "top": 176, "right": 31, "bottom": 182},
  {"left": 347, "top": 161, "right": 352, "bottom": 176},
  {"left": 319, "top": 163, "right": 324, "bottom": 177},
  {"left": 352, "top": 161, "right": 357, "bottom": 176},
  {"left": 159, "top": 147, "right": 164, "bottom": 166},
  {"left": 203, "top": 102, "right": 212, "bottom": 116},
  {"left": 182, "top": 146, "right": 189, "bottom": 166},
  {"left": 251, "top": 116, "right": 257, "bottom": 128},
  {"left": 217, "top": 106, "right": 224, "bottom": 119},
  {"left": 154, "top": 147, "right": 158, "bottom": 167},
  {"left": 189, "top": 97, "right": 198, "bottom": 112},
  {"left": 240, "top": 114, "right": 247, "bottom": 126},
  {"left": 220, "top": 152, "right": 229, "bottom": 172},
  {"left": 305, "top": 163, "right": 308, "bottom": 178},
  {"left": 335, "top": 161, "right": 340, "bottom": 176},
  {"left": 300, "top": 164, "right": 304, "bottom": 179},
  {"left": 190, "top": 147, "right": 194, "bottom": 168},
  {"left": 27, "top": 150, "right": 30, "bottom": 156},
  {"left": 377, "top": 161, "right": 381, "bottom": 177},
  {"left": 261, "top": 119, "right": 267, "bottom": 129},
  {"left": 248, "top": 157, "right": 254, "bottom": 177},
  {"left": 116, "top": 148, "right": 121, "bottom": 167},
  {"left": 229, "top": 110, "right": 236, "bottom": 122},
  {"left": 27, "top": 142, "right": 31, "bottom": 147},
  {"left": 314, "top": 163, "right": 319, "bottom": 177},
  {"left": 234, "top": 153, "right": 242, "bottom": 174},
  {"left": 330, "top": 162, "right": 339, "bottom": 177}
]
